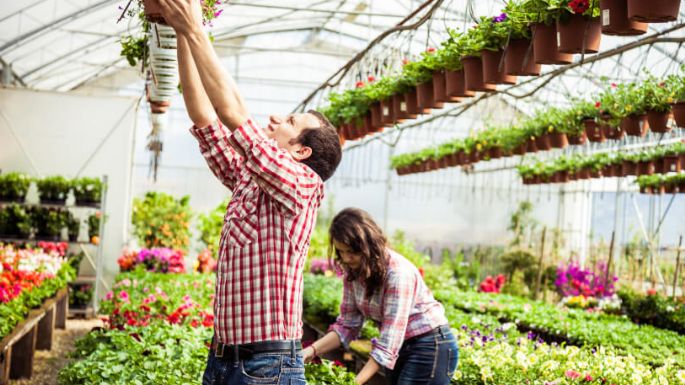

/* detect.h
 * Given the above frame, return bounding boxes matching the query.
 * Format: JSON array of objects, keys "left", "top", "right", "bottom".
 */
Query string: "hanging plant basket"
[
  {"left": 489, "top": 147, "right": 504, "bottom": 159},
  {"left": 670, "top": 101, "right": 685, "bottom": 127},
  {"left": 620, "top": 114, "right": 648, "bottom": 136},
  {"left": 468, "top": 151, "right": 481, "bottom": 163},
  {"left": 602, "top": 164, "right": 615, "bottom": 177},
  {"left": 445, "top": 70, "right": 475, "bottom": 98},
  {"left": 590, "top": 169, "right": 603, "bottom": 178},
  {"left": 403, "top": 89, "right": 420, "bottom": 118},
  {"left": 504, "top": 39, "right": 541, "bottom": 76},
  {"left": 621, "top": 160, "right": 639, "bottom": 176},
  {"left": 513, "top": 143, "right": 527, "bottom": 155},
  {"left": 549, "top": 132, "right": 569, "bottom": 148},
  {"left": 361, "top": 113, "right": 373, "bottom": 135},
  {"left": 584, "top": 119, "right": 605, "bottom": 142},
  {"left": 462, "top": 56, "right": 497, "bottom": 92},
  {"left": 370, "top": 102, "right": 383, "bottom": 131},
  {"left": 600, "top": 0, "right": 648, "bottom": 35},
  {"left": 637, "top": 161, "right": 655, "bottom": 176},
  {"left": 152, "top": 24, "right": 177, "bottom": 50},
  {"left": 392, "top": 94, "right": 410, "bottom": 122},
  {"left": 432, "top": 71, "right": 450, "bottom": 103},
  {"left": 143, "top": 0, "right": 166, "bottom": 24},
  {"left": 557, "top": 14, "right": 602, "bottom": 54},
  {"left": 481, "top": 50, "right": 517, "bottom": 85},
  {"left": 627, "top": 0, "right": 681, "bottom": 22},
  {"left": 662, "top": 155, "right": 682, "bottom": 173},
  {"left": 535, "top": 134, "right": 552, "bottom": 151},
  {"left": 532, "top": 23, "right": 573, "bottom": 64},
  {"left": 416, "top": 82, "right": 443, "bottom": 112},
  {"left": 568, "top": 131, "right": 588, "bottom": 145},
  {"left": 526, "top": 137, "right": 539, "bottom": 153},
  {"left": 380, "top": 98, "right": 395, "bottom": 127},
  {"left": 602, "top": 122, "right": 624, "bottom": 140},
  {"left": 646, "top": 110, "right": 671, "bottom": 133}
]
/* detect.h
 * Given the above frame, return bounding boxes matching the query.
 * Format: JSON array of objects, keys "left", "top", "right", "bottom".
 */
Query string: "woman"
[{"left": 303, "top": 208, "right": 458, "bottom": 385}]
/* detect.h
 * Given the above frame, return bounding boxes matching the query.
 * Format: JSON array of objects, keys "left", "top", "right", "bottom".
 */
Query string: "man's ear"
[{"left": 292, "top": 145, "right": 312, "bottom": 161}]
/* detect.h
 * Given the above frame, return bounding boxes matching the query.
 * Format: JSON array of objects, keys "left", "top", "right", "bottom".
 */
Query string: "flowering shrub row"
[{"left": 117, "top": 247, "right": 186, "bottom": 274}]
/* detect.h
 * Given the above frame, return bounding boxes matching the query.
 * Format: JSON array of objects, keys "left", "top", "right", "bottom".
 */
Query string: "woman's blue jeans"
[{"left": 387, "top": 327, "right": 458, "bottom": 385}]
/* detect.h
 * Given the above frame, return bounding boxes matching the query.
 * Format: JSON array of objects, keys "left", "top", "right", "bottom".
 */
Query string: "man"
[{"left": 157, "top": 1, "right": 342, "bottom": 384}]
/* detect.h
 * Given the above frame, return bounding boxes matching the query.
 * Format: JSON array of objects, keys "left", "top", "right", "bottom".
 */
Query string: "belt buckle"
[{"left": 215, "top": 343, "right": 225, "bottom": 358}]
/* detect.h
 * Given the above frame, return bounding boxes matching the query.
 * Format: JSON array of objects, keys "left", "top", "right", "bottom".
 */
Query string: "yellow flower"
[
  {"left": 548, "top": 125, "right": 554, "bottom": 132},
  {"left": 452, "top": 371, "right": 463, "bottom": 380},
  {"left": 677, "top": 370, "right": 685, "bottom": 383},
  {"left": 626, "top": 105, "right": 632, "bottom": 112},
  {"left": 476, "top": 144, "right": 482, "bottom": 151},
  {"left": 668, "top": 97, "right": 674, "bottom": 104}
]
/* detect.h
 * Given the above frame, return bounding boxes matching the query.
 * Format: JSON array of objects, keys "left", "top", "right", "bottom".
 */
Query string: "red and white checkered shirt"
[
  {"left": 330, "top": 249, "right": 448, "bottom": 369},
  {"left": 191, "top": 118, "right": 324, "bottom": 345}
]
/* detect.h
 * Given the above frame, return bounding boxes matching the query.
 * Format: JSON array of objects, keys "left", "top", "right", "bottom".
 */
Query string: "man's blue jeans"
[
  {"left": 202, "top": 348, "right": 306, "bottom": 385},
  {"left": 387, "top": 327, "right": 459, "bottom": 385}
]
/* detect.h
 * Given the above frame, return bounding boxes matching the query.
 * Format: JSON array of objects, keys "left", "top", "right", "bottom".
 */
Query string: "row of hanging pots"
[
  {"left": 640, "top": 180, "right": 685, "bottom": 194},
  {"left": 582, "top": 104, "right": 685, "bottom": 143}
]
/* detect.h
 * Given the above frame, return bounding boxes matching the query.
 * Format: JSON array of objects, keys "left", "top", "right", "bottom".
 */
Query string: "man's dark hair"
[{"left": 293, "top": 110, "right": 342, "bottom": 181}]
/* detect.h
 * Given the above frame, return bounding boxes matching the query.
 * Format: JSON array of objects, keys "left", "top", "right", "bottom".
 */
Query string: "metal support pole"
[{"left": 673, "top": 235, "right": 683, "bottom": 299}]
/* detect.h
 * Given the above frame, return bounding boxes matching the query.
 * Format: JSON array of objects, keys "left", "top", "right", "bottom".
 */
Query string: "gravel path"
[{"left": 9, "top": 318, "right": 102, "bottom": 385}]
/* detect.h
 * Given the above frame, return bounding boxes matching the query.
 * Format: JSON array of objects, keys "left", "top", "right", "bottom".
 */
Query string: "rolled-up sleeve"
[
  {"left": 190, "top": 120, "right": 243, "bottom": 191},
  {"left": 228, "top": 119, "right": 322, "bottom": 214},
  {"left": 329, "top": 279, "right": 363, "bottom": 348},
  {"left": 370, "top": 270, "right": 417, "bottom": 369}
]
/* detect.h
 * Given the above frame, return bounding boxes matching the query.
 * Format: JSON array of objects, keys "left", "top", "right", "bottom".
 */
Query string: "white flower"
[
  {"left": 677, "top": 370, "right": 685, "bottom": 384},
  {"left": 452, "top": 370, "right": 462, "bottom": 380}
]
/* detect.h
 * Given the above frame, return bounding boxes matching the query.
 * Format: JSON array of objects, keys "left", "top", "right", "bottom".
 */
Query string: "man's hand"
[{"left": 157, "top": 0, "right": 203, "bottom": 34}]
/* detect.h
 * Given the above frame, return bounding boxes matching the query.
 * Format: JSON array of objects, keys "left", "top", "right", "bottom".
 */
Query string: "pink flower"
[
  {"left": 367, "top": 76, "right": 376, "bottom": 83},
  {"left": 426, "top": 47, "right": 435, "bottom": 53},
  {"left": 213, "top": 9, "right": 223, "bottom": 18},
  {"left": 565, "top": 370, "right": 581, "bottom": 379},
  {"left": 118, "top": 290, "right": 129, "bottom": 302},
  {"left": 355, "top": 81, "right": 365, "bottom": 88},
  {"left": 105, "top": 291, "right": 113, "bottom": 300},
  {"left": 584, "top": 374, "right": 593, "bottom": 381}
]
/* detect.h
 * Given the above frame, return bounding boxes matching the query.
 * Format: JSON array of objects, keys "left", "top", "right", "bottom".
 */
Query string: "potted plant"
[
  {"left": 627, "top": 0, "right": 681, "bottom": 23},
  {"left": 517, "top": 0, "right": 575, "bottom": 64},
  {"left": 37, "top": 175, "right": 71, "bottom": 205},
  {"left": 400, "top": 58, "right": 438, "bottom": 113},
  {"left": 458, "top": 28, "right": 499, "bottom": 92},
  {"left": 599, "top": 0, "right": 648, "bottom": 35},
  {"left": 662, "top": 142, "right": 685, "bottom": 173},
  {"left": 564, "top": 101, "right": 591, "bottom": 144},
  {"left": 596, "top": 84, "right": 624, "bottom": 140},
  {"left": 665, "top": 69, "right": 685, "bottom": 128},
  {"left": 621, "top": 153, "right": 640, "bottom": 176},
  {"left": 32, "top": 207, "right": 66, "bottom": 241},
  {"left": 73, "top": 177, "right": 104, "bottom": 207},
  {"left": 88, "top": 212, "right": 102, "bottom": 244},
  {"left": 552, "top": 0, "right": 602, "bottom": 54},
  {"left": 0, "top": 172, "right": 31, "bottom": 203},
  {"left": 442, "top": 30, "right": 476, "bottom": 99},
  {"left": 635, "top": 151, "right": 656, "bottom": 176},
  {"left": 0, "top": 204, "right": 32, "bottom": 239},
  {"left": 67, "top": 211, "right": 81, "bottom": 242},
  {"left": 612, "top": 82, "right": 649, "bottom": 137},
  {"left": 640, "top": 74, "right": 673, "bottom": 133},
  {"left": 501, "top": 2, "right": 542, "bottom": 76},
  {"left": 473, "top": 15, "right": 517, "bottom": 85}
]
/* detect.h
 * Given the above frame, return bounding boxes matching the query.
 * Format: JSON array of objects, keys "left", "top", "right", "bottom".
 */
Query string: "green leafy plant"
[
  {"left": 72, "top": 177, "right": 104, "bottom": 205},
  {"left": 37, "top": 175, "right": 71, "bottom": 203},
  {"left": 31, "top": 207, "right": 68, "bottom": 239},
  {"left": 640, "top": 73, "right": 672, "bottom": 113},
  {"left": 0, "top": 203, "right": 32, "bottom": 237},
  {"left": 120, "top": 34, "right": 148, "bottom": 67},
  {"left": 132, "top": 192, "right": 192, "bottom": 252},
  {"left": 197, "top": 198, "right": 229, "bottom": 252},
  {"left": 0, "top": 172, "right": 31, "bottom": 202}
]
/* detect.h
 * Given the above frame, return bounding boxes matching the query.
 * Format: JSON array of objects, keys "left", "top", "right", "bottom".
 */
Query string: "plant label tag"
[
  {"left": 602, "top": 9, "right": 610, "bottom": 26},
  {"left": 671, "top": 163, "right": 676, "bottom": 171},
  {"left": 557, "top": 32, "right": 561, "bottom": 46},
  {"left": 400, "top": 101, "right": 407, "bottom": 112},
  {"left": 383, "top": 106, "right": 389, "bottom": 116}
]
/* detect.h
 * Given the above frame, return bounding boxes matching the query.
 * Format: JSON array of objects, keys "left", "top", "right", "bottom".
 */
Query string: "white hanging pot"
[{"left": 152, "top": 23, "right": 177, "bottom": 50}]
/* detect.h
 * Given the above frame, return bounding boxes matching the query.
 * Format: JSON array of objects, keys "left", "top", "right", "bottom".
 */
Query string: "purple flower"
[{"left": 493, "top": 12, "right": 507, "bottom": 23}]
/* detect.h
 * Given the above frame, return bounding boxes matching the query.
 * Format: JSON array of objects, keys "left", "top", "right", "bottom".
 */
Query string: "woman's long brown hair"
[{"left": 328, "top": 208, "right": 388, "bottom": 299}]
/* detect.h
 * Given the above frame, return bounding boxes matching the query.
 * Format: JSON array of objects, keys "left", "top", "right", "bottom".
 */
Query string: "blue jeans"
[
  {"left": 202, "top": 349, "right": 306, "bottom": 385},
  {"left": 387, "top": 327, "right": 458, "bottom": 385}
]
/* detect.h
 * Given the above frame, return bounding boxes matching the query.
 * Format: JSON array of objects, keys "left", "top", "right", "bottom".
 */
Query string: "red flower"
[
  {"left": 595, "top": 101, "right": 601, "bottom": 108},
  {"left": 426, "top": 47, "right": 436, "bottom": 53},
  {"left": 568, "top": 0, "right": 589, "bottom": 14},
  {"left": 402, "top": 58, "right": 410, "bottom": 66},
  {"left": 355, "top": 81, "right": 365, "bottom": 88},
  {"left": 367, "top": 76, "right": 376, "bottom": 83},
  {"left": 584, "top": 374, "right": 594, "bottom": 381},
  {"left": 647, "top": 288, "right": 657, "bottom": 296},
  {"left": 611, "top": 83, "right": 617, "bottom": 88}
]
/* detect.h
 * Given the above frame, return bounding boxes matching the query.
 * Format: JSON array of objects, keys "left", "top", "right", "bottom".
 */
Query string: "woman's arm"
[{"left": 302, "top": 331, "right": 341, "bottom": 363}]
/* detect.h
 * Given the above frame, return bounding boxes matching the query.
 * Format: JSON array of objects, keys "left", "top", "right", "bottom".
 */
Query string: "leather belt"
[
  {"left": 211, "top": 339, "right": 302, "bottom": 362},
  {"left": 406, "top": 324, "right": 451, "bottom": 343}
]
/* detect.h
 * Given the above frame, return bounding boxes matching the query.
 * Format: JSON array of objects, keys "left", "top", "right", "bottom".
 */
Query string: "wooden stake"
[
  {"left": 673, "top": 235, "right": 683, "bottom": 300},
  {"left": 604, "top": 231, "right": 615, "bottom": 294},
  {"left": 534, "top": 227, "right": 547, "bottom": 300}
]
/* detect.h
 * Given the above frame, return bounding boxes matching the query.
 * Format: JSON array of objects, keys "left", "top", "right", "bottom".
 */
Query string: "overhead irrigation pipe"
[
  {"left": 341, "top": 24, "right": 685, "bottom": 153},
  {"left": 293, "top": 0, "right": 444, "bottom": 112}
]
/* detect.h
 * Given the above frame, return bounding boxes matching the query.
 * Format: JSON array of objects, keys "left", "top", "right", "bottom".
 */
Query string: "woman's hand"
[{"left": 302, "top": 346, "right": 316, "bottom": 363}]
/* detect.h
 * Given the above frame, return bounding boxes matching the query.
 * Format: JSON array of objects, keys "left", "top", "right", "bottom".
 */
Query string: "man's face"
[{"left": 266, "top": 113, "right": 320, "bottom": 160}]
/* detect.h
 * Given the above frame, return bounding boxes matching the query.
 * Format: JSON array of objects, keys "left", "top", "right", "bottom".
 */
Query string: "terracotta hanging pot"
[
  {"left": 445, "top": 70, "right": 475, "bottom": 98},
  {"left": 370, "top": 102, "right": 383, "bottom": 132},
  {"left": 362, "top": 113, "right": 373, "bottom": 135},
  {"left": 670, "top": 101, "right": 685, "bottom": 128},
  {"left": 535, "top": 134, "right": 552, "bottom": 151},
  {"left": 380, "top": 98, "right": 395, "bottom": 127},
  {"left": 620, "top": 114, "right": 648, "bottom": 137},
  {"left": 558, "top": 170, "right": 571, "bottom": 183},
  {"left": 662, "top": 155, "right": 682, "bottom": 173},
  {"left": 622, "top": 160, "right": 639, "bottom": 176},
  {"left": 568, "top": 130, "right": 588, "bottom": 145},
  {"left": 462, "top": 56, "right": 497, "bottom": 92},
  {"left": 590, "top": 169, "right": 603, "bottom": 179},
  {"left": 446, "top": 153, "right": 459, "bottom": 167},
  {"left": 602, "top": 122, "right": 624, "bottom": 140},
  {"left": 481, "top": 50, "right": 517, "bottom": 85},
  {"left": 584, "top": 119, "right": 605, "bottom": 142},
  {"left": 664, "top": 183, "right": 677, "bottom": 194},
  {"left": 404, "top": 90, "right": 420, "bottom": 118},
  {"left": 646, "top": 110, "right": 671, "bottom": 133},
  {"left": 526, "top": 137, "right": 539, "bottom": 153},
  {"left": 602, "top": 164, "right": 615, "bottom": 177},
  {"left": 432, "top": 71, "right": 450, "bottom": 103},
  {"left": 456, "top": 151, "right": 468, "bottom": 165},
  {"left": 504, "top": 39, "right": 541, "bottom": 76},
  {"left": 143, "top": 0, "right": 166, "bottom": 24},
  {"left": 392, "top": 94, "right": 410, "bottom": 122},
  {"left": 416, "top": 82, "right": 443, "bottom": 112},
  {"left": 627, "top": 0, "right": 681, "bottom": 23},
  {"left": 600, "top": 0, "right": 648, "bottom": 35},
  {"left": 489, "top": 147, "right": 504, "bottom": 159},
  {"left": 557, "top": 14, "right": 602, "bottom": 54},
  {"left": 549, "top": 132, "right": 569, "bottom": 148},
  {"left": 637, "top": 161, "right": 655, "bottom": 176},
  {"left": 512, "top": 143, "right": 527, "bottom": 155},
  {"left": 531, "top": 23, "right": 573, "bottom": 64}
]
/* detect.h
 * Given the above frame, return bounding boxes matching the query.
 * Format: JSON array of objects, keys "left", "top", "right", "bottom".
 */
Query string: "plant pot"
[
  {"left": 75, "top": 199, "right": 100, "bottom": 208},
  {"left": 523, "top": 176, "right": 540, "bottom": 185},
  {"left": 468, "top": 151, "right": 481, "bottom": 164},
  {"left": 532, "top": 23, "right": 573, "bottom": 64},
  {"left": 600, "top": 0, "right": 648, "bottom": 35},
  {"left": 445, "top": 70, "right": 475, "bottom": 98},
  {"left": 505, "top": 39, "right": 541, "bottom": 76},
  {"left": 620, "top": 114, "right": 648, "bottom": 137},
  {"left": 513, "top": 143, "right": 527, "bottom": 155},
  {"left": 622, "top": 160, "right": 638, "bottom": 176},
  {"left": 380, "top": 98, "right": 395, "bottom": 127},
  {"left": 549, "top": 132, "right": 569, "bottom": 149},
  {"left": 568, "top": 131, "right": 588, "bottom": 145},
  {"left": 403, "top": 90, "right": 420, "bottom": 118},
  {"left": 526, "top": 137, "right": 539, "bottom": 153},
  {"left": 370, "top": 102, "right": 383, "bottom": 131},
  {"left": 481, "top": 50, "right": 517, "bottom": 85},
  {"left": 392, "top": 94, "right": 410, "bottom": 122},
  {"left": 462, "top": 56, "right": 497, "bottom": 92},
  {"left": 664, "top": 184, "right": 677, "bottom": 194},
  {"left": 662, "top": 155, "right": 682, "bottom": 173},
  {"left": 432, "top": 71, "right": 450, "bottom": 103},
  {"left": 646, "top": 110, "right": 671, "bottom": 133},
  {"left": 150, "top": 100, "right": 170, "bottom": 114},
  {"left": 535, "top": 134, "right": 552, "bottom": 151},
  {"left": 35, "top": 234, "right": 61, "bottom": 242},
  {"left": 627, "top": 0, "right": 681, "bottom": 22},
  {"left": 557, "top": 15, "right": 601, "bottom": 54},
  {"left": 576, "top": 169, "right": 591, "bottom": 179},
  {"left": 558, "top": 170, "right": 571, "bottom": 183},
  {"left": 602, "top": 123, "right": 624, "bottom": 140},
  {"left": 584, "top": 119, "right": 605, "bottom": 142},
  {"left": 637, "top": 161, "right": 655, "bottom": 176},
  {"left": 489, "top": 147, "right": 504, "bottom": 159},
  {"left": 602, "top": 164, "right": 615, "bottom": 177},
  {"left": 670, "top": 101, "right": 685, "bottom": 127},
  {"left": 361, "top": 114, "right": 373, "bottom": 136},
  {"left": 446, "top": 153, "right": 459, "bottom": 167},
  {"left": 143, "top": 0, "right": 166, "bottom": 24},
  {"left": 590, "top": 169, "right": 603, "bottom": 178},
  {"left": 41, "top": 198, "right": 67, "bottom": 206},
  {"left": 416, "top": 82, "right": 443, "bottom": 112}
]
